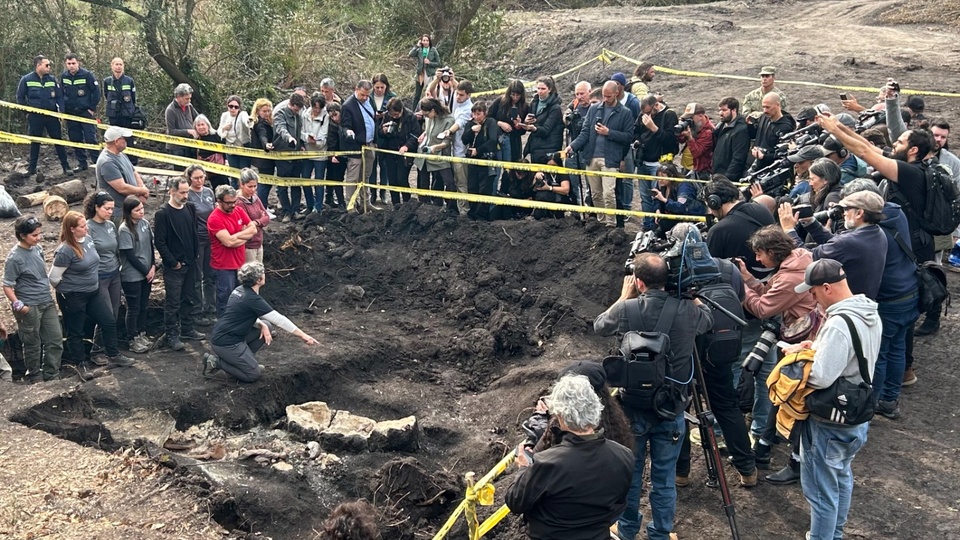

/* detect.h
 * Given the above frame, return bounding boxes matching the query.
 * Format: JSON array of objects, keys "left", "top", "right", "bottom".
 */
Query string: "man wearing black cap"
[
  {"left": 790, "top": 258, "right": 880, "bottom": 540},
  {"left": 594, "top": 253, "right": 715, "bottom": 540},
  {"left": 903, "top": 96, "right": 926, "bottom": 127},
  {"left": 786, "top": 145, "right": 825, "bottom": 200},
  {"left": 780, "top": 190, "right": 887, "bottom": 300}
]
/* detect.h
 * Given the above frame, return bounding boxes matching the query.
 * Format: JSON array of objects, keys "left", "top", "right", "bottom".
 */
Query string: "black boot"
[
  {"left": 915, "top": 314, "right": 940, "bottom": 336},
  {"left": 753, "top": 441, "right": 772, "bottom": 470},
  {"left": 766, "top": 457, "right": 801, "bottom": 485}
]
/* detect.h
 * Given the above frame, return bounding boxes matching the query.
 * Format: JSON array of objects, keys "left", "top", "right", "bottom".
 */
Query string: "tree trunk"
[
  {"left": 48, "top": 179, "right": 88, "bottom": 203},
  {"left": 17, "top": 191, "right": 48, "bottom": 208},
  {"left": 43, "top": 196, "right": 69, "bottom": 221}
]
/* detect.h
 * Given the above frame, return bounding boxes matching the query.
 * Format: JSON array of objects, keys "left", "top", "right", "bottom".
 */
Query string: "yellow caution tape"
[
  {"left": 0, "top": 100, "right": 358, "bottom": 160},
  {"left": 601, "top": 48, "right": 960, "bottom": 98},
  {"left": 477, "top": 505, "right": 511, "bottom": 537}
]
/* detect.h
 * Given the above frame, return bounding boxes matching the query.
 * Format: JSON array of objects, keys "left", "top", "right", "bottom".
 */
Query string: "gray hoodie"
[{"left": 808, "top": 294, "right": 882, "bottom": 389}]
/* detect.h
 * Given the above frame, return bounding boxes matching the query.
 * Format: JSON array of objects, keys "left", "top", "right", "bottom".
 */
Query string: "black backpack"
[
  {"left": 603, "top": 297, "right": 688, "bottom": 420},
  {"left": 898, "top": 159, "right": 960, "bottom": 235},
  {"left": 695, "top": 278, "right": 745, "bottom": 368}
]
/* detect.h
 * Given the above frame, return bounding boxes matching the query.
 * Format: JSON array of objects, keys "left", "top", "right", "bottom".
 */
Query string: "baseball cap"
[
  {"left": 680, "top": 103, "right": 705, "bottom": 119},
  {"left": 834, "top": 112, "right": 857, "bottom": 129},
  {"left": 104, "top": 126, "right": 133, "bottom": 142},
  {"left": 759, "top": 66, "right": 777, "bottom": 76},
  {"left": 787, "top": 145, "right": 825, "bottom": 163},
  {"left": 610, "top": 72, "right": 628, "bottom": 86},
  {"left": 561, "top": 361, "right": 606, "bottom": 392},
  {"left": 795, "top": 259, "right": 846, "bottom": 293},
  {"left": 820, "top": 135, "right": 845, "bottom": 156},
  {"left": 796, "top": 106, "right": 818, "bottom": 123},
  {"left": 837, "top": 191, "right": 884, "bottom": 213}
]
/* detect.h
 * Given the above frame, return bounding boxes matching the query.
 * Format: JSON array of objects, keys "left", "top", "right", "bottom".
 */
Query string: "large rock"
[
  {"left": 285, "top": 401, "right": 419, "bottom": 454},
  {"left": 369, "top": 416, "right": 419, "bottom": 452}
]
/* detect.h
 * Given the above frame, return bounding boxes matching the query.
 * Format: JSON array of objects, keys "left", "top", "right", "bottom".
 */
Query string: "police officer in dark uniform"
[
  {"left": 15, "top": 55, "right": 72, "bottom": 177},
  {"left": 103, "top": 57, "right": 138, "bottom": 165},
  {"left": 60, "top": 53, "right": 100, "bottom": 172}
]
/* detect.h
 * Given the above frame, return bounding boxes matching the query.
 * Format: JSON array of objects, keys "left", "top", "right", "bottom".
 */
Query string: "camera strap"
[
  {"left": 835, "top": 314, "right": 871, "bottom": 386},
  {"left": 624, "top": 295, "right": 680, "bottom": 336}
]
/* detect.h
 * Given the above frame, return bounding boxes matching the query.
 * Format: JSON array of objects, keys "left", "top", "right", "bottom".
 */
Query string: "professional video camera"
[
  {"left": 855, "top": 110, "right": 885, "bottom": 132},
  {"left": 624, "top": 226, "right": 720, "bottom": 293},
  {"left": 740, "top": 126, "right": 828, "bottom": 199}
]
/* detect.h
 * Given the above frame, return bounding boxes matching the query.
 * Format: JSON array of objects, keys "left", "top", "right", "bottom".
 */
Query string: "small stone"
[
  {"left": 306, "top": 441, "right": 322, "bottom": 459},
  {"left": 272, "top": 461, "right": 294, "bottom": 472}
]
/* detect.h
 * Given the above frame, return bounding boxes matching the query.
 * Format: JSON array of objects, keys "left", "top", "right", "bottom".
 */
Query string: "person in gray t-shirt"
[
  {"left": 50, "top": 211, "right": 133, "bottom": 368},
  {"left": 2, "top": 216, "right": 62, "bottom": 381},
  {"left": 83, "top": 193, "right": 123, "bottom": 347},
  {"left": 118, "top": 196, "right": 156, "bottom": 353},
  {"left": 186, "top": 164, "right": 217, "bottom": 324},
  {"left": 97, "top": 126, "right": 150, "bottom": 220}
]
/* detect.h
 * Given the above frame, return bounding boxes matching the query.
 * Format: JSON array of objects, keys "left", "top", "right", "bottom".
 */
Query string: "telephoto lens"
[{"left": 742, "top": 321, "right": 781, "bottom": 372}]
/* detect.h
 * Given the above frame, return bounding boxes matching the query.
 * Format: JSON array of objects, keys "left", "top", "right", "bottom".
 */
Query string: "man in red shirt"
[{"left": 207, "top": 185, "right": 257, "bottom": 316}]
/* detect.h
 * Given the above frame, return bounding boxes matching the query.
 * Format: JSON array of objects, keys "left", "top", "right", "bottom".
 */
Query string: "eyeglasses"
[
  {"left": 25, "top": 217, "right": 40, "bottom": 228},
  {"left": 228, "top": 104, "right": 240, "bottom": 110},
  {"left": 220, "top": 200, "right": 237, "bottom": 207}
]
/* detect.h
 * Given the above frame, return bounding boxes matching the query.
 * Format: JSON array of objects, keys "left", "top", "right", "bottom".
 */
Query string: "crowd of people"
[{"left": 8, "top": 46, "right": 960, "bottom": 540}]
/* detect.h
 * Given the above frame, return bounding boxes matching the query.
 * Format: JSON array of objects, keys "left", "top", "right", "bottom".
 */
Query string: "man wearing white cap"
[
  {"left": 96, "top": 126, "right": 150, "bottom": 222},
  {"left": 677, "top": 103, "right": 714, "bottom": 179}
]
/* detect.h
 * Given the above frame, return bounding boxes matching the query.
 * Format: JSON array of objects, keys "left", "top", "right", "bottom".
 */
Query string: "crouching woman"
[{"left": 203, "top": 261, "right": 319, "bottom": 382}]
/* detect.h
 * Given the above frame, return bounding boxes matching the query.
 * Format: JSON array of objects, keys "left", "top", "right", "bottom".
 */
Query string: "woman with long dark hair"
[
  {"left": 408, "top": 34, "right": 440, "bottom": 107},
  {"left": 118, "top": 196, "right": 155, "bottom": 353},
  {"left": 522, "top": 76, "right": 564, "bottom": 163},
  {"left": 461, "top": 101, "right": 500, "bottom": 220},
  {"left": 324, "top": 102, "right": 348, "bottom": 209},
  {"left": 82, "top": 191, "right": 122, "bottom": 358},
  {"left": 376, "top": 97, "right": 421, "bottom": 206},
  {"left": 50, "top": 211, "right": 134, "bottom": 374},
  {"left": 808, "top": 158, "right": 843, "bottom": 231},
  {"left": 486, "top": 80, "right": 529, "bottom": 165},
  {"left": 650, "top": 162, "right": 706, "bottom": 236}
]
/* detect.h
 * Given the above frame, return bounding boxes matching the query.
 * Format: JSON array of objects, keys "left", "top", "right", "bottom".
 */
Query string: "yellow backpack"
[{"left": 766, "top": 349, "right": 816, "bottom": 440}]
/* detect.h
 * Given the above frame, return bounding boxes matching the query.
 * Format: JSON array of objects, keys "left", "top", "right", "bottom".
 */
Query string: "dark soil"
[{"left": 2, "top": 1, "right": 960, "bottom": 539}]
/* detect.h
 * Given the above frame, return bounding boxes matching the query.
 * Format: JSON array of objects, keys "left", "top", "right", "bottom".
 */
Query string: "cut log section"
[
  {"left": 43, "top": 196, "right": 69, "bottom": 221},
  {"left": 48, "top": 179, "right": 88, "bottom": 203},
  {"left": 16, "top": 191, "right": 49, "bottom": 208}
]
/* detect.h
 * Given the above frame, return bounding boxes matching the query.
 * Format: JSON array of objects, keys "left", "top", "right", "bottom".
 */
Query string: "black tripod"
[{"left": 688, "top": 346, "right": 740, "bottom": 540}]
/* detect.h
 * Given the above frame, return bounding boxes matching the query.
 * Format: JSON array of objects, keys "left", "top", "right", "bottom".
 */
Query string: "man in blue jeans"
[
  {"left": 594, "top": 253, "right": 713, "bottom": 540},
  {"left": 791, "top": 258, "right": 879, "bottom": 540}
]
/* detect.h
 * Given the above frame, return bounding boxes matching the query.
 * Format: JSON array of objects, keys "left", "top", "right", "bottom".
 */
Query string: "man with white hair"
[
  {"left": 505, "top": 373, "right": 633, "bottom": 540},
  {"left": 164, "top": 83, "right": 199, "bottom": 163}
]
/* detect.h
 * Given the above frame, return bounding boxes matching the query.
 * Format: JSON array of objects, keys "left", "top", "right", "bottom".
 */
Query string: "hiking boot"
[
  {"left": 915, "top": 316, "right": 940, "bottom": 336},
  {"left": 281, "top": 214, "right": 292, "bottom": 223},
  {"left": 739, "top": 468, "right": 758, "bottom": 488},
  {"left": 194, "top": 314, "right": 214, "bottom": 327},
  {"left": 62, "top": 168, "right": 74, "bottom": 177},
  {"left": 89, "top": 353, "right": 110, "bottom": 367},
  {"left": 108, "top": 354, "right": 135, "bottom": 367},
  {"left": 165, "top": 335, "right": 185, "bottom": 351},
  {"left": 129, "top": 333, "right": 151, "bottom": 354},
  {"left": 876, "top": 399, "right": 901, "bottom": 420},
  {"left": 72, "top": 163, "right": 88, "bottom": 173},
  {"left": 675, "top": 475, "right": 690, "bottom": 488},
  {"left": 202, "top": 353, "right": 220, "bottom": 377},
  {"left": 24, "top": 372, "right": 44, "bottom": 384},
  {"left": 902, "top": 367, "right": 918, "bottom": 387},
  {"left": 180, "top": 329, "right": 206, "bottom": 341},
  {"left": 766, "top": 458, "right": 801, "bottom": 485},
  {"left": 71, "top": 361, "right": 97, "bottom": 381},
  {"left": 753, "top": 441, "right": 772, "bottom": 470}
]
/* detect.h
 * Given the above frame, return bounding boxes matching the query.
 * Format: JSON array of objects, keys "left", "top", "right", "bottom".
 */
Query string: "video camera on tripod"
[{"left": 624, "top": 226, "right": 720, "bottom": 293}]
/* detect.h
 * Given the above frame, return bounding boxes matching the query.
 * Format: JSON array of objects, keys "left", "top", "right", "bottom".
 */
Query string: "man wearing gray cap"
[
  {"left": 96, "top": 126, "right": 150, "bottom": 223},
  {"left": 786, "top": 144, "right": 825, "bottom": 200},
  {"left": 742, "top": 66, "right": 788, "bottom": 120},
  {"left": 780, "top": 190, "right": 887, "bottom": 300},
  {"left": 788, "top": 258, "right": 880, "bottom": 540}
]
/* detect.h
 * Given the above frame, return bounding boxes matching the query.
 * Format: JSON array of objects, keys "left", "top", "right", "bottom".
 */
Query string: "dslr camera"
[
  {"left": 382, "top": 121, "right": 398, "bottom": 135},
  {"left": 673, "top": 118, "right": 693, "bottom": 134},
  {"left": 438, "top": 67, "right": 453, "bottom": 82},
  {"left": 742, "top": 319, "right": 781, "bottom": 372}
]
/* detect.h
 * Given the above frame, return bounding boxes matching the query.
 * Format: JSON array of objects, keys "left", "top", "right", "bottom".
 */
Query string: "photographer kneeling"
[
  {"left": 202, "top": 262, "right": 319, "bottom": 383},
  {"left": 505, "top": 373, "right": 634, "bottom": 540},
  {"left": 650, "top": 162, "right": 706, "bottom": 237},
  {"left": 594, "top": 253, "right": 713, "bottom": 540},
  {"left": 531, "top": 152, "right": 572, "bottom": 220}
]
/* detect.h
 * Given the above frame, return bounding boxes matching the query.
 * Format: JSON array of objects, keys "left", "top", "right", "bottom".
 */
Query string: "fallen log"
[
  {"left": 17, "top": 191, "right": 48, "bottom": 208},
  {"left": 43, "top": 195, "right": 69, "bottom": 221},
  {"left": 48, "top": 179, "right": 87, "bottom": 203}
]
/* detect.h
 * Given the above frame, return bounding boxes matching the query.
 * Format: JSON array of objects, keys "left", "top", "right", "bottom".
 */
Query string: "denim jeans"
[
  {"left": 302, "top": 160, "right": 328, "bottom": 212},
  {"left": 637, "top": 163, "right": 659, "bottom": 231},
  {"left": 617, "top": 151, "right": 636, "bottom": 211},
  {"left": 875, "top": 295, "right": 919, "bottom": 402},
  {"left": 214, "top": 269, "right": 238, "bottom": 317},
  {"left": 617, "top": 414, "right": 685, "bottom": 540},
  {"left": 276, "top": 159, "right": 304, "bottom": 217},
  {"left": 800, "top": 419, "right": 869, "bottom": 540},
  {"left": 13, "top": 300, "right": 63, "bottom": 379}
]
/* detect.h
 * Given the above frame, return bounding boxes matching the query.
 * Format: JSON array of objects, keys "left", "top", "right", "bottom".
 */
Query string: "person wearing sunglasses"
[
  {"left": 218, "top": 95, "right": 252, "bottom": 170},
  {"left": 3, "top": 216, "right": 63, "bottom": 382}
]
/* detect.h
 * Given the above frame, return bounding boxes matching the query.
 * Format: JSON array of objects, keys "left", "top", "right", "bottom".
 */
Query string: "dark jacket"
[
  {"left": 16, "top": 72, "right": 63, "bottom": 112},
  {"left": 375, "top": 108, "right": 421, "bottom": 151},
  {"left": 750, "top": 113, "right": 795, "bottom": 168},
  {"left": 570, "top": 102, "right": 634, "bottom": 169},
  {"left": 487, "top": 97, "right": 529, "bottom": 162},
  {"left": 461, "top": 117, "right": 501, "bottom": 159},
  {"left": 654, "top": 181, "right": 706, "bottom": 234},
  {"left": 504, "top": 432, "right": 634, "bottom": 540},
  {"left": 251, "top": 120, "right": 274, "bottom": 151},
  {"left": 408, "top": 46, "right": 441, "bottom": 79},
  {"left": 706, "top": 201, "right": 776, "bottom": 279},
  {"left": 340, "top": 94, "right": 376, "bottom": 151},
  {"left": 713, "top": 115, "right": 750, "bottom": 181},
  {"left": 876, "top": 202, "right": 921, "bottom": 302},
  {"left": 523, "top": 93, "right": 564, "bottom": 162},
  {"left": 164, "top": 100, "right": 198, "bottom": 151},
  {"left": 326, "top": 122, "right": 347, "bottom": 180},
  {"left": 103, "top": 74, "right": 137, "bottom": 119},
  {"left": 790, "top": 220, "right": 887, "bottom": 300},
  {"left": 633, "top": 105, "right": 680, "bottom": 163},
  {"left": 60, "top": 67, "right": 100, "bottom": 113},
  {"left": 154, "top": 202, "right": 199, "bottom": 268},
  {"left": 273, "top": 105, "right": 305, "bottom": 150}
]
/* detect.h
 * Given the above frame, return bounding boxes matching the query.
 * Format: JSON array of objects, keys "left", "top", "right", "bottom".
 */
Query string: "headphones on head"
[{"left": 705, "top": 180, "right": 737, "bottom": 210}]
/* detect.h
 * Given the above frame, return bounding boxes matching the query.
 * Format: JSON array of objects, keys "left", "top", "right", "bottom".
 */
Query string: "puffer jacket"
[
  {"left": 523, "top": 93, "right": 564, "bottom": 162},
  {"left": 742, "top": 248, "right": 818, "bottom": 326},
  {"left": 767, "top": 348, "right": 816, "bottom": 439}
]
